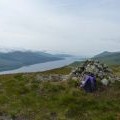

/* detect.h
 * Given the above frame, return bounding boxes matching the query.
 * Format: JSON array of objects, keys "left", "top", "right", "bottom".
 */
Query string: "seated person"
[{"left": 80, "top": 72, "right": 96, "bottom": 93}]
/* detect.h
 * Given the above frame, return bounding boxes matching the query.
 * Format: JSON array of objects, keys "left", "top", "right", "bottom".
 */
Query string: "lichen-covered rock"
[
  {"left": 35, "top": 74, "right": 70, "bottom": 82},
  {"left": 71, "top": 60, "right": 118, "bottom": 85},
  {"left": 101, "top": 78, "right": 109, "bottom": 86},
  {"left": 0, "top": 115, "right": 11, "bottom": 120}
]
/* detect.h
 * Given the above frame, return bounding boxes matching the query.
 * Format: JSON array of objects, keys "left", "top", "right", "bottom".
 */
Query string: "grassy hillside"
[
  {"left": 0, "top": 66, "right": 119, "bottom": 120},
  {"left": 70, "top": 61, "right": 84, "bottom": 67},
  {"left": 70, "top": 51, "right": 120, "bottom": 67},
  {"left": 0, "top": 51, "right": 63, "bottom": 72},
  {"left": 93, "top": 51, "right": 120, "bottom": 65}
]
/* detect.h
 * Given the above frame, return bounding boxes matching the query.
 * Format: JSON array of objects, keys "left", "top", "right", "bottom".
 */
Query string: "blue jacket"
[{"left": 82, "top": 75, "right": 96, "bottom": 92}]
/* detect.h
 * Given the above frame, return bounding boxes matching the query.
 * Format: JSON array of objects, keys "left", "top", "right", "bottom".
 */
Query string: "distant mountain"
[
  {"left": 70, "top": 51, "right": 120, "bottom": 67},
  {"left": 0, "top": 51, "right": 63, "bottom": 71},
  {"left": 93, "top": 51, "right": 120, "bottom": 65},
  {"left": 54, "top": 54, "right": 73, "bottom": 58},
  {"left": 94, "top": 51, "right": 112, "bottom": 58}
]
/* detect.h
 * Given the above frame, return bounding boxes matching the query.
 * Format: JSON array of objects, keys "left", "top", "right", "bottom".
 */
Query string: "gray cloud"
[{"left": 0, "top": 0, "right": 120, "bottom": 56}]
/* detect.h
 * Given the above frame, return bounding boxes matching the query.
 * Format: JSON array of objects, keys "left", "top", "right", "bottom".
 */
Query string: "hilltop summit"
[{"left": 72, "top": 60, "right": 120, "bottom": 86}]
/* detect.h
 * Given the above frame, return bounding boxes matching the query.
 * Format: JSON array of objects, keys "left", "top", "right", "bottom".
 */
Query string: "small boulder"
[{"left": 101, "top": 78, "right": 109, "bottom": 86}]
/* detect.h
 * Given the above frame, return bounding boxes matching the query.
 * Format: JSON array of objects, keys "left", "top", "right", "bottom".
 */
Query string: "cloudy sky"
[{"left": 0, "top": 0, "right": 120, "bottom": 56}]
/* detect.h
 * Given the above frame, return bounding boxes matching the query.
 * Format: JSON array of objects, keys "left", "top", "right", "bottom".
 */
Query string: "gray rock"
[
  {"left": 71, "top": 60, "right": 118, "bottom": 85},
  {"left": 35, "top": 74, "right": 71, "bottom": 82},
  {"left": 72, "top": 77, "right": 78, "bottom": 81},
  {"left": 0, "top": 115, "right": 11, "bottom": 120},
  {"left": 101, "top": 78, "right": 109, "bottom": 86}
]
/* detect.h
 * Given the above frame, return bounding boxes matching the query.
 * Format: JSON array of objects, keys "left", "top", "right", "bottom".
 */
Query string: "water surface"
[{"left": 0, "top": 57, "right": 80, "bottom": 75}]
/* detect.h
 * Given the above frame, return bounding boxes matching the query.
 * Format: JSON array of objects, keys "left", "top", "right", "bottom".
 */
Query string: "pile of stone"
[{"left": 71, "top": 60, "right": 117, "bottom": 86}]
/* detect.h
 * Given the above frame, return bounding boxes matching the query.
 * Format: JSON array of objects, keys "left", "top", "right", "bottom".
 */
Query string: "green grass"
[
  {"left": 40, "top": 66, "right": 72, "bottom": 75},
  {"left": 70, "top": 61, "right": 84, "bottom": 67},
  {"left": 0, "top": 66, "right": 119, "bottom": 119}
]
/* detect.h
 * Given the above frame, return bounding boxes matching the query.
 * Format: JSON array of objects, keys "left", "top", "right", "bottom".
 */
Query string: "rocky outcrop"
[
  {"left": 34, "top": 60, "right": 119, "bottom": 86},
  {"left": 35, "top": 74, "right": 70, "bottom": 82},
  {"left": 71, "top": 60, "right": 119, "bottom": 86}
]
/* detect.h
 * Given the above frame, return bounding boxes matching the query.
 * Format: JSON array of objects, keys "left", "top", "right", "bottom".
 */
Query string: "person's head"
[
  {"left": 86, "top": 72, "right": 94, "bottom": 77},
  {"left": 90, "top": 73, "right": 94, "bottom": 77},
  {"left": 85, "top": 72, "right": 92, "bottom": 76}
]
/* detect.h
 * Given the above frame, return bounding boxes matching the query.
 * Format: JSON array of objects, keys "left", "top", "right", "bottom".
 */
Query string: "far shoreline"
[{"left": 0, "top": 57, "right": 80, "bottom": 75}]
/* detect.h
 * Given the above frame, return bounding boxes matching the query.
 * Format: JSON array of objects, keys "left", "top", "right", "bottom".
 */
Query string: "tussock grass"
[{"left": 0, "top": 66, "right": 119, "bottom": 120}]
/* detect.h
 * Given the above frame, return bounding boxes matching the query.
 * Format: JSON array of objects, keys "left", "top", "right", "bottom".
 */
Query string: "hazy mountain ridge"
[
  {"left": 0, "top": 51, "right": 64, "bottom": 71},
  {"left": 94, "top": 51, "right": 113, "bottom": 58},
  {"left": 93, "top": 51, "right": 120, "bottom": 65},
  {"left": 70, "top": 51, "right": 120, "bottom": 67},
  {"left": 54, "top": 54, "right": 74, "bottom": 58}
]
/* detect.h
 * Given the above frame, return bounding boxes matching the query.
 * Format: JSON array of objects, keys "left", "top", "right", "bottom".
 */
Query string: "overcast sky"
[{"left": 0, "top": 0, "right": 120, "bottom": 56}]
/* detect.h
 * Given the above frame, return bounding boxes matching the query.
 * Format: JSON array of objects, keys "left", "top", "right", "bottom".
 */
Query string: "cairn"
[{"left": 71, "top": 60, "right": 117, "bottom": 86}]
